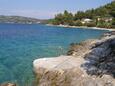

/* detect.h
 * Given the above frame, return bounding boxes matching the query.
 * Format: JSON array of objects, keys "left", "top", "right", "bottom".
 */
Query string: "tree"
[
  {"left": 74, "top": 11, "right": 85, "bottom": 20},
  {"left": 63, "top": 10, "right": 74, "bottom": 25},
  {"left": 85, "top": 9, "right": 95, "bottom": 19},
  {"left": 54, "top": 13, "right": 64, "bottom": 25},
  {"left": 50, "top": 1, "right": 115, "bottom": 28},
  {"left": 112, "top": 18, "right": 115, "bottom": 28},
  {"left": 110, "top": 10, "right": 115, "bottom": 17}
]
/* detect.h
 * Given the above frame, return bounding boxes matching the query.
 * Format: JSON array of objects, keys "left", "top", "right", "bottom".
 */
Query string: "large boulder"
[{"left": 33, "top": 56, "right": 85, "bottom": 86}]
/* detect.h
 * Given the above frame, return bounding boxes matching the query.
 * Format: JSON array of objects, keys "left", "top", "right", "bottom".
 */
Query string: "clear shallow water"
[{"left": 0, "top": 24, "right": 108, "bottom": 85}]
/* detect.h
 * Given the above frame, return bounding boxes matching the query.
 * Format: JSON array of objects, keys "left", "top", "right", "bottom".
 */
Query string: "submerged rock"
[{"left": 0, "top": 83, "right": 16, "bottom": 86}]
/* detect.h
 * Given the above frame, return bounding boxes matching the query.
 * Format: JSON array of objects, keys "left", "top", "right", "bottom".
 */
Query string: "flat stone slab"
[{"left": 33, "top": 56, "right": 84, "bottom": 71}]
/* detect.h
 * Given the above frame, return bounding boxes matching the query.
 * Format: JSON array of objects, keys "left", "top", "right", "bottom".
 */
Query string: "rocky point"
[{"left": 33, "top": 31, "right": 115, "bottom": 86}]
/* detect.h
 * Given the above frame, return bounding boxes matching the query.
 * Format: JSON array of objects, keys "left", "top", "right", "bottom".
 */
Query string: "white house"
[{"left": 81, "top": 18, "right": 93, "bottom": 24}]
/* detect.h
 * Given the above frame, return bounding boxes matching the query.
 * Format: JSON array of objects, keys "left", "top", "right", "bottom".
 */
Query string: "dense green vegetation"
[
  {"left": 49, "top": 1, "right": 115, "bottom": 28},
  {"left": 0, "top": 16, "right": 47, "bottom": 24}
]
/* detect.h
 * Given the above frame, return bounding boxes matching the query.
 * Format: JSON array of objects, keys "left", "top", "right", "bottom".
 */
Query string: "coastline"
[
  {"left": 33, "top": 33, "right": 115, "bottom": 86},
  {"left": 46, "top": 24, "right": 115, "bottom": 31}
]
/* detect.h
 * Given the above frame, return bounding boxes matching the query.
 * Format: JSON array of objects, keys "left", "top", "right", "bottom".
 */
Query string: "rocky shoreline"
[
  {"left": 46, "top": 24, "right": 115, "bottom": 31},
  {"left": 33, "top": 31, "right": 115, "bottom": 86}
]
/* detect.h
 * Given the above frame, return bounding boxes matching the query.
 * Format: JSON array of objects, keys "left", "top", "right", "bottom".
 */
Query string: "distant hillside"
[{"left": 0, "top": 15, "right": 48, "bottom": 24}]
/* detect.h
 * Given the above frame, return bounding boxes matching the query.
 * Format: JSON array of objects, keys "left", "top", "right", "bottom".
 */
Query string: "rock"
[
  {"left": 33, "top": 55, "right": 115, "bottom": 86},
  {"left": 0, "top": 83, "right": 16, "bottom": 86},
  {"left": 33, "top": 32, "right": 115, "bottom": 86},
  {"left": 33, "top": 56, "right": 86, "bottom": 86},
  {"left": 83, "top": 35, "right": 115, "bottom": 77},
  {"left": 102, "top": 31, "right": 115, "bottom": 37},
  {"left": 33, "top": 56, "right": 115, "bottom": 86},
  {"left": 67, "top": 39, "right": 96, "bottom": 56}
]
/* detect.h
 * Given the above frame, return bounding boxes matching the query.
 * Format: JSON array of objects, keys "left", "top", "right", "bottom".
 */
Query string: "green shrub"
[
  {"left": 112, "top": 18, "right": 115, "bottom": 25},
  {"left": 85, "top": 22, "right": 96, "bottom": 27},
  {"left": 74, "top": 20, "right": 83, "bottom": 26}
]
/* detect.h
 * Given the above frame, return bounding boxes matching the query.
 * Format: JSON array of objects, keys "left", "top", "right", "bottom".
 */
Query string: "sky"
[{"left": 0, "top": 0, "right": 113, "bottom": 19}]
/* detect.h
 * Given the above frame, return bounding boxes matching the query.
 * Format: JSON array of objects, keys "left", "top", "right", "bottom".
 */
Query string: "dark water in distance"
[{"left": 0, "top": 24, "right": 108, "bottom": 85}]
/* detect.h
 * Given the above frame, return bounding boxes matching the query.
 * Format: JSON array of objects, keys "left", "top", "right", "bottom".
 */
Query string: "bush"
[
  {"left": 97, "top": 22, "right": 112, "bottom": 28},
  {"left": 85, "top": 22, "right": 96, "bottom": 27},
  {"left": 74, "top": 20, "right": 83, "bottom": 26},
  {"left": 112, "top": 18, "right": 115, "bottom": 25},
  {"left": 112, "top": 25, "right": 115, "bottom": 28}
]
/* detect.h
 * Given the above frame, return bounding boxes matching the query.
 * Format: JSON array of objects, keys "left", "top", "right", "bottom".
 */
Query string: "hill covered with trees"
[
  {"left": 0, "top": 16, "right": 47, "bottom": 24},
  {"left": 49, "top": 1, "right": 115, "bottom": 28}
]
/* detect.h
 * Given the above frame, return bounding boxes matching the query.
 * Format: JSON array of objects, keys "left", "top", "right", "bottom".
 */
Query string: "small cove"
[{"left": 0, "top": 24, "right": 108, "bottom": 85}]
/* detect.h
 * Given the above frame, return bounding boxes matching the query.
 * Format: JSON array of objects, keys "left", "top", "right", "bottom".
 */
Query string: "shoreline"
[
  {"left": 33, "top": 33, "right": 115, "bottom": 86},
  {"left": 46, "top": 24, "right": 115, "bottom": 31}
]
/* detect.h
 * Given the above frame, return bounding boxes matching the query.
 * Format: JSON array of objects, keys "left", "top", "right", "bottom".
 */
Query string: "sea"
[{"left": 0, "top": 24, "right": 108, "bottom": 85}]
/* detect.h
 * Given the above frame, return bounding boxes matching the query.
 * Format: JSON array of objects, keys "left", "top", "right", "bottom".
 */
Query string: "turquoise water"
[{"left": 0, "top": 24, "right": 108, "bottom": 85}]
